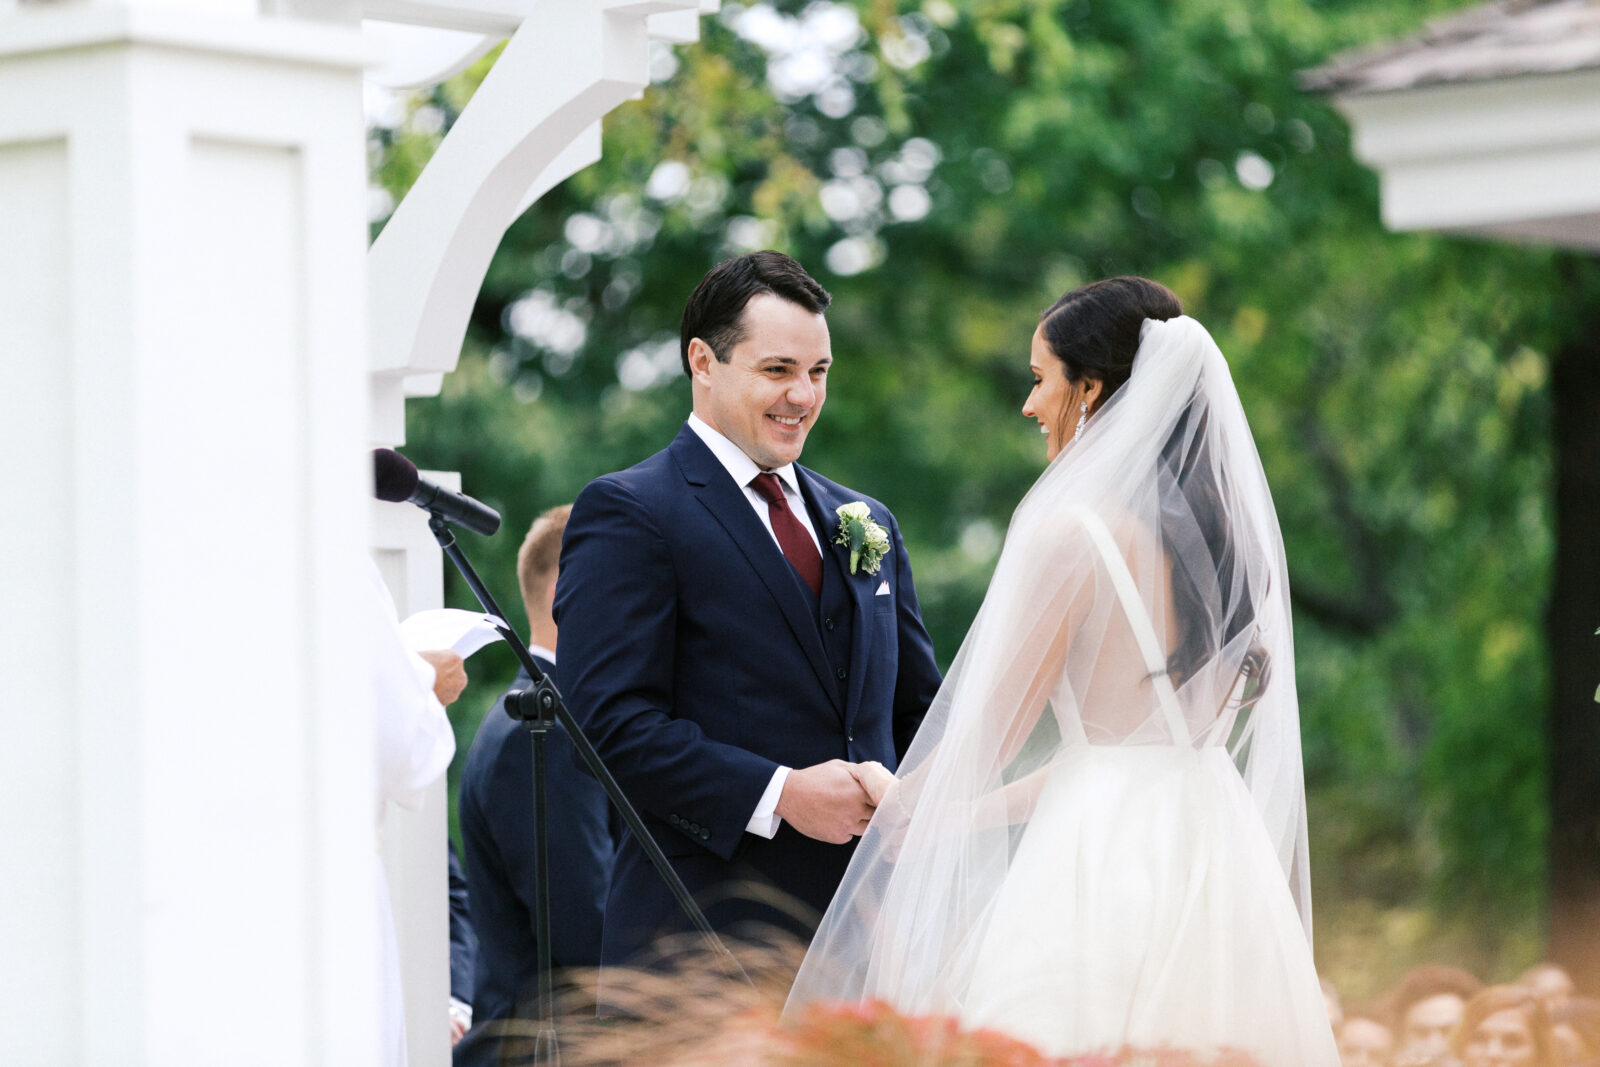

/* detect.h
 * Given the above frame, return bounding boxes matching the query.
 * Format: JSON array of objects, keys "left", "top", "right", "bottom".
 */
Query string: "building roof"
[{"left": 1301, "top": 0, "right": 1600, "bottom": 95}]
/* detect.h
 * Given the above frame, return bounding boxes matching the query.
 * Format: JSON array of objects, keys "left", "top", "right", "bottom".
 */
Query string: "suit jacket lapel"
[
  {"left": 799, "top": 469, "right": 874, "bottom": 729},
  {"left": 670, "top": 427, "right": 843, "bottom": 717}
]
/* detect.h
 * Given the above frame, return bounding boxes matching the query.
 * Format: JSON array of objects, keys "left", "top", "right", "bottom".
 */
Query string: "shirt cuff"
[{"left": 744, "top": 766, "right": 790, "bottom": 839}]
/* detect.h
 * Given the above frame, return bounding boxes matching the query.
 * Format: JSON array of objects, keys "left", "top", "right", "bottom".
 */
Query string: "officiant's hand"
[
  {"left": 418, "top": 649, "right": 468, "bottom": 707},
  {"left": 776, "top": 760, "right": 876, "bottom": 844}
]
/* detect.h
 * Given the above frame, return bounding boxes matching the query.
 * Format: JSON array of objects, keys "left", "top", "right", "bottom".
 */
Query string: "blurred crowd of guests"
[{"left": 1325, "top": 961, "right": 1598, "bottom": 1067}]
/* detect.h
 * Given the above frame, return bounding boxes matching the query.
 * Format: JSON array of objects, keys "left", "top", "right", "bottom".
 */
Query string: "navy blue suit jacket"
[
  {"left": 447, "top": 842, "right": 476, "bottom": 1005},
  {"left": 457, "top": 658, "right": 615, "bottom": 1049},
  {"left": 554, "top": 424, "right": 941, "bottom": 964}
]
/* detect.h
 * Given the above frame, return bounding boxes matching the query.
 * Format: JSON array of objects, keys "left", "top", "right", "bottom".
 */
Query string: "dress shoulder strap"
[{"left": 1076, "top": 511, "right": 1191, "bottom": 746}]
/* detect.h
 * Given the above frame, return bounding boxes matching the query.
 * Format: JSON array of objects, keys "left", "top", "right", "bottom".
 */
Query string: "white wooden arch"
[{"left": 366, "top": 0, "right": 717, "bottom": 443}]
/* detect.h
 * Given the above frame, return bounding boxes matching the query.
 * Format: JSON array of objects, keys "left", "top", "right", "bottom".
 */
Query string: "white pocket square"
[{"left": 875, "top": 580, "right": 892, "bottom": 596}]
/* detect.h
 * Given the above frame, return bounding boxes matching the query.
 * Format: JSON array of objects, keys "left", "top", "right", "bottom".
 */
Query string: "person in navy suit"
[
  {"left": 554, "top": 251, "right": 942, "bottom": 967},
  {"left": 455, "top": 505, "right": 615, "bottom": 1063},
  {"left": 446, "top": 842, "right": 477, "bottom": 1045}
]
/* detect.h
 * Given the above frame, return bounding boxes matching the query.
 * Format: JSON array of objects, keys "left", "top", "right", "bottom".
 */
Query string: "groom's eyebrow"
[{"left": 761, "top": 355, "right": 833, "bottom": 368}]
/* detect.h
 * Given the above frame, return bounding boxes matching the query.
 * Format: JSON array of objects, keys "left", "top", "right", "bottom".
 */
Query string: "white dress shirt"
[
  {"left": 685, "top": 413, "right": 820, "bottom": 839},
  {"left": 686, "top": 413, "right": 822, "bottom": 553}
]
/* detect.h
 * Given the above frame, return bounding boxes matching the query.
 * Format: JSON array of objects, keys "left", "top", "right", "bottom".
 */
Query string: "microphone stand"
[{"left": 426, "top": 515, "right": 750, "bottom": 1064}]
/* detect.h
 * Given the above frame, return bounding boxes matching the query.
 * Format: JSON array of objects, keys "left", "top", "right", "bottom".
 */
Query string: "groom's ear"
[{"left": 686, "top": 337, "right": 718, "bottom": 384}]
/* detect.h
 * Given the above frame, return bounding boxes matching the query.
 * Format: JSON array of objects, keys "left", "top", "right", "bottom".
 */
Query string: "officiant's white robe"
[{"left": 365, "top": 559, "right": 456, "bottom": 1067}]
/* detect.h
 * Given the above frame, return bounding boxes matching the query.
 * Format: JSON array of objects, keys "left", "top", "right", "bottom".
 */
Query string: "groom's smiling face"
[{"left": 690, "top": 292, "right": 832, "bottom": 470}]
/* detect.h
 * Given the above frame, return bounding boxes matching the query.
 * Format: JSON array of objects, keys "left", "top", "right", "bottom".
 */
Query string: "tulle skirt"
[{"left": 959, "top": 745, "right": 1337, "bottom": 1065}]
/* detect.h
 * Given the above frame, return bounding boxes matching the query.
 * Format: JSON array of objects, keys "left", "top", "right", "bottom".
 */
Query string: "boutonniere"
[{"left": 834, "top": 502, "right": 891, "bottom": 575}]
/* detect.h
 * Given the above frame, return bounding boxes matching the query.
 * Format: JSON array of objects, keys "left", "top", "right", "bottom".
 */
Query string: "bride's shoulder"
[
  {"left": 1012, "top": 500, "right": 1131, "bottom": 540},
  {"left": 1007, "top": 503, "right": 1156, "bottom": 572}
]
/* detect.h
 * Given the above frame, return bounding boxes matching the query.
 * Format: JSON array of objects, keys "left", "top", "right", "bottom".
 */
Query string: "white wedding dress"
[
  {"left": 787, "top": 317, "right": 1338, "bottom": 1066},
  {"left": 955, "top": 517, "right": 1334, "bottom": 1061}
]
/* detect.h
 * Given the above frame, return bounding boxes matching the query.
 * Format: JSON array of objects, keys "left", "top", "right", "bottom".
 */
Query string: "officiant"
[{"left": 367, "top": 558, "right": 468, "bottom": 1066}]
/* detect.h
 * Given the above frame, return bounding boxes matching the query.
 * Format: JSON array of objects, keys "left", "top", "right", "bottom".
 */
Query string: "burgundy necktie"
[{"left": 751, "top": 472, "right": 823, "bottom": 597}]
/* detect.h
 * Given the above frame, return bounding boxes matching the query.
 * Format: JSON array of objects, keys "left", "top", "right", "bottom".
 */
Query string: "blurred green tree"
[{"left": 371, "top": 0, "right": 1595, "bottom": 993}]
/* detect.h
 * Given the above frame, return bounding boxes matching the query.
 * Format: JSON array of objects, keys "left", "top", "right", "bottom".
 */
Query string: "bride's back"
[{"left": 1052, "top": 511, "right": 1191, "bottom": 747}]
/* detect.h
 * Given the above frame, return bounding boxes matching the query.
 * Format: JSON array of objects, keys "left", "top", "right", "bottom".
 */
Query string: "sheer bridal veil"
[{"left": 787, "top": 315, "right": 1311, "bottom": 1017}]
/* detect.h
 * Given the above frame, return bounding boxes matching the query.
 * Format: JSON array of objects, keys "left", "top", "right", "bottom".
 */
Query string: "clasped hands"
[{"left": 775, "top": 758, "right": 899, "bottom": 844}]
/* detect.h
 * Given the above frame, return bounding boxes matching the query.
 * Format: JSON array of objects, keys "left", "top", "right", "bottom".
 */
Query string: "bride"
[{"left": 786, "top": 277, "right": 1339, "bottom": 1064}]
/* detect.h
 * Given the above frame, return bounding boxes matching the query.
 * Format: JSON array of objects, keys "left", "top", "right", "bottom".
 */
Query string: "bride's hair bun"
[{"left": 1039, "top": 276, "right": 1183, "bottom": 408}]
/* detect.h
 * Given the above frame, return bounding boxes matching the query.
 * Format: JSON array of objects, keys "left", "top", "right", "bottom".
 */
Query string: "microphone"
[{"left": 372, "top": 448, "right": 501, "bottom": 537}]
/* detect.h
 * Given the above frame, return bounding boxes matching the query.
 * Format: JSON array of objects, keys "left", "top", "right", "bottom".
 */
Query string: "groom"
[{"left": 554, "top": 250, "right": 942, "bottom": 965}]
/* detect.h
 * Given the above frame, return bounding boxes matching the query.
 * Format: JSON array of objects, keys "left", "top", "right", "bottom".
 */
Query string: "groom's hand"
[{"left": 776, "top": 760, "right": 876, "bottom": 844}]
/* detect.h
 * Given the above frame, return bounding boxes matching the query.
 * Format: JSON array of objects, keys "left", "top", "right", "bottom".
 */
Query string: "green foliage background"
[{"left": 371, "top": 0, "right": 1589, "bottom": 997}]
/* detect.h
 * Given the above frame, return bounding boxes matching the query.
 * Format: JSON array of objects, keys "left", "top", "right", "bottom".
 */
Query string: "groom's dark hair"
[{"left": 680, "top": 250, "right": 831, "bottom": 374}]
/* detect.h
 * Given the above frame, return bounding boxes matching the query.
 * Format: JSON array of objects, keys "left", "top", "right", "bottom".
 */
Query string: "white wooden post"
[
  {"left": 0, "top": 0, "right": 716, "bottom": 1062},
  {"left": 0, "top": 3, "right": 377, "bottom": 1064}
]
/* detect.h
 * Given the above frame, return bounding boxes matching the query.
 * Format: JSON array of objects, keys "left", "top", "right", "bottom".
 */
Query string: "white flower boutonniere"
[{"left": 834, "top": 501, "right": 891, "bottom": 576}]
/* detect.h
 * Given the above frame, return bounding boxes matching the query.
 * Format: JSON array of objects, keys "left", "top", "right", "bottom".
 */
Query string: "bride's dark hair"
[
  {"left": 1042, "top": 276, "right": 1270, "bottom": 709},
  {"left": 1039, "top": 275, "right": 1183, "bottom": 414},
  {"left": 1160, "top": 403, "right": 1273, "bottom": 709}
]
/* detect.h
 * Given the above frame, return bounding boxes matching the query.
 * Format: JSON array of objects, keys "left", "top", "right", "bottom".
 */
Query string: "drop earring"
[{"left": 1073, "top": 401, "right": 1088, "bottom": 441}]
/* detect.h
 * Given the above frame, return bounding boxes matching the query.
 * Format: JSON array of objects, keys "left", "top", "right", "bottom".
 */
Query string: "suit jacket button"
[
  {"left": 847, "top": 733, "right": 854, "bottom": 743},
  {"left": 824, "top": 618, "right": 835, "bottom": 631},
  {"left": 669, "top": 814, "right": 680, "bottom": 826},
  {"left": 836, "top": 666, "right": 848, "bottom": 680},
  {"left": 699, "top": 829, "right": 711, "bottom": 840}
]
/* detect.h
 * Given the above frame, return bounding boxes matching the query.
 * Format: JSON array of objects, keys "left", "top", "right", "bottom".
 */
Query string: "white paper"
[{"left": 399, "top": 608, "right": 506, "bottom": 658}]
